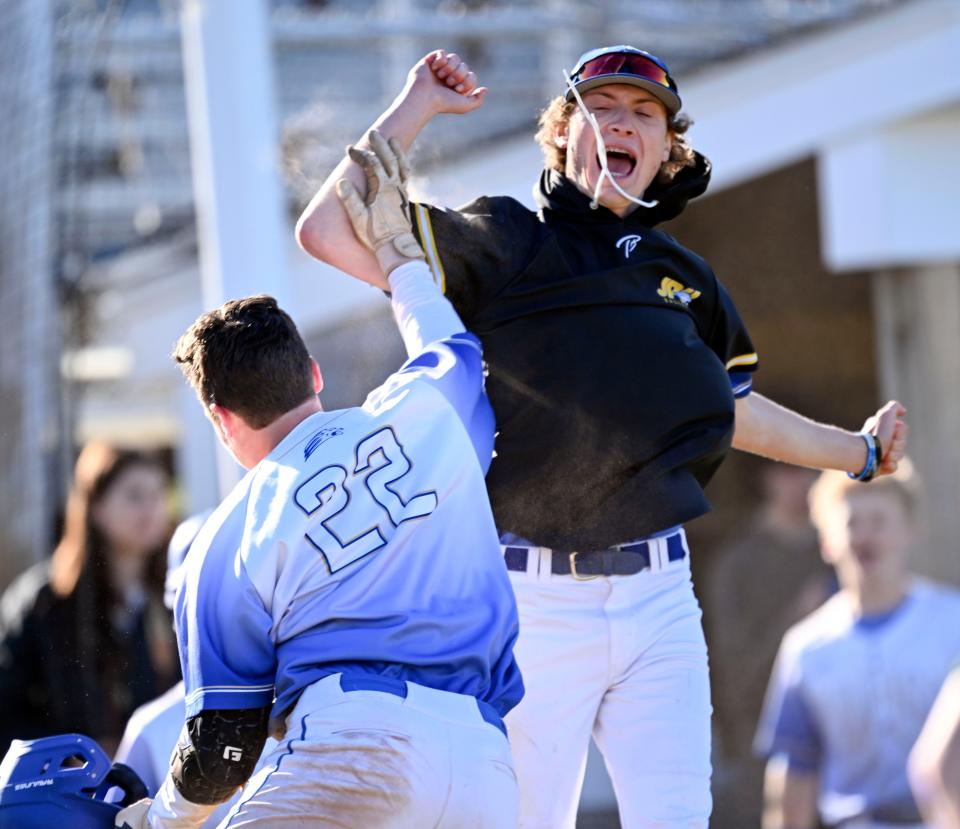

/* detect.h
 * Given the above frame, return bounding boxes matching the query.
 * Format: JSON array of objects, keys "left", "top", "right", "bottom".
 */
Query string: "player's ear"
[
  {"left": 310, "top": 357, "right": 323, "bottom": 395},
  {"left": 662, "top": 132, "right": 673, "bottom": 163},
  {"left": 209, "top": 403, "right": 236, "bottom": 441},
  {"left": 554, "top": 125, "right": 568, "bottom": 149}
]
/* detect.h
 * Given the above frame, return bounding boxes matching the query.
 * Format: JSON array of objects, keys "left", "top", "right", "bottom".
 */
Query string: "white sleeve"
[
  {"left": 144, "top": 772, "right": 217, "bottom": 828},
  {"left": 387, "top": 260, "right": 466, "bottom": 357}
]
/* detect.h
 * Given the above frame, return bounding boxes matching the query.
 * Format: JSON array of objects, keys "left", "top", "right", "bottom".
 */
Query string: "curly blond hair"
[
  {"left": 808, "top": 458, "right": 922, "bottom": 532},
  {"left": 534, "top": 95, "right": 696, "bottom": 185}
]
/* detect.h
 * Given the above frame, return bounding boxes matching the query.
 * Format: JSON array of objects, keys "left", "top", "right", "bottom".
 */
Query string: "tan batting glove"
[
  {"left": 114, "top": 797, "right": 152, "bottom": 829},
  {"left": 336, "top": 129, "right": 425, "bottom": 276}
]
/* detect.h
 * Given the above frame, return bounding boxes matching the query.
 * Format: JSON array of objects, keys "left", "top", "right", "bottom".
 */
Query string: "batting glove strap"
[{"left": 848, "top": 431, "right": 882, "bottom": 482}]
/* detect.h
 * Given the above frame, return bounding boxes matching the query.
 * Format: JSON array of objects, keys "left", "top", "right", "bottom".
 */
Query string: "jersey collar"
[{"left": 534, "top": 152, "right": 712, "bottom": 228}]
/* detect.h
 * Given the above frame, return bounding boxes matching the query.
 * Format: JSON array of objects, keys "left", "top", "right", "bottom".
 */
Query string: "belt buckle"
[{"left": 568, "top": 551, "right": 600, "bottom": 581}]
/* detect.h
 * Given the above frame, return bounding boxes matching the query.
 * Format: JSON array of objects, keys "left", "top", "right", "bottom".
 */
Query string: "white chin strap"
[{"left": 562, "top": 69, "right": 659, "bottom": 211}]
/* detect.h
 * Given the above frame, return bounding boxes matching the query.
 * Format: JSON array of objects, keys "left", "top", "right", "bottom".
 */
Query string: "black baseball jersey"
[{"left": 410, "top": 161, "right": 758, "bottom": 551}]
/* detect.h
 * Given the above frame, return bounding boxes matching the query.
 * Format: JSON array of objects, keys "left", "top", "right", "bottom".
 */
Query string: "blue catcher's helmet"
[{"left": 0, "top": 733, "right": 147, "bottom": 828}]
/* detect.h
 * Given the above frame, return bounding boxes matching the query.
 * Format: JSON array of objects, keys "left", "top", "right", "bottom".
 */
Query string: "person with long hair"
[{"left": 0, "top": 441, "right": 179, "bottom": 755}]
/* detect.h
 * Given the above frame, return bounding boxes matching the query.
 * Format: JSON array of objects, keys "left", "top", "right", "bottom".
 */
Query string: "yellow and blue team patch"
[{"left": 657, "top": 277, "right": 701, "bottom": 306}]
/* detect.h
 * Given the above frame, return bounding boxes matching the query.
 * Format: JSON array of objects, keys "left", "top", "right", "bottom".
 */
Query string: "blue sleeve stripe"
[
  {"left": 185, "top": 688, "right": 275, "bottom": 718},
  {"left": 729, "top": 370, "right": 753, "bottom": 398},
  {"left": 184, "top": 684, "right": 273, "bottom": 706}
]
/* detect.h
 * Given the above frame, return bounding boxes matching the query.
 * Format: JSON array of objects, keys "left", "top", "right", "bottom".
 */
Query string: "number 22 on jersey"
[{"left": 293, "top": 426, "right": 438, "bottom": 573}]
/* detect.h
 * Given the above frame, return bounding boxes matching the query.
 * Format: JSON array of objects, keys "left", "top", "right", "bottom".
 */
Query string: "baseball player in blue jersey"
[
  {"left": 114, "top": 136, "right": 522, "bottom": 828},
  {"left": 756, "top": 465, "right": 960, "bottom": 829}
]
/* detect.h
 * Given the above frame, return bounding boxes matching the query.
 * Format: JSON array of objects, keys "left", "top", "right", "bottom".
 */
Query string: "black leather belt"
[{"left": 503, "top": 532, "right": 686, "bottom": 579}]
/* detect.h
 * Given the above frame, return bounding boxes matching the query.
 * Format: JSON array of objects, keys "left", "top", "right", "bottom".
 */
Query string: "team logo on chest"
[
  {"left": 615, "top": 234, "right": 643, "bottom": 258},
  {"left": 657, "top": 277, "right": 701, "bottom": 307}
]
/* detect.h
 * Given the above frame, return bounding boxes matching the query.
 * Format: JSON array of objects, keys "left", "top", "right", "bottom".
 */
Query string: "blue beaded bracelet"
[{"left": 848, "top": 432, "right": 881, "bottom": 482}]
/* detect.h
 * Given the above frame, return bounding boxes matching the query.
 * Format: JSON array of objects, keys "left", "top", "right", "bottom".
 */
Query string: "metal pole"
[
  {"left": 21, "top": 0, "right": 57, "bottom": 566},
  {"left": 180, "top": 0, "right": 291, "bottom": 498}
]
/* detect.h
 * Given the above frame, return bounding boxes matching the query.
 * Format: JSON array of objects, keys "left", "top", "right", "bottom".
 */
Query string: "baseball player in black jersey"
[{"left": 297, "top": 46, "right": 908, "bottom": 828}]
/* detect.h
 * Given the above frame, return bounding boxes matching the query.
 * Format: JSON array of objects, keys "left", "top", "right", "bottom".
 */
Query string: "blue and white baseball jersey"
[
  {"left": 174, "top": 332, "right": 523, "bottom": 724},
  {"left": 755, "top": 580, "right": 960, "bottom": 826}
]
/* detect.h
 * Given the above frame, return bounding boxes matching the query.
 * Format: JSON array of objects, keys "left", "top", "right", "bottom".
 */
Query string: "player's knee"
[{"left": 171, "top": 707, "right": 269, "bottom": 805}]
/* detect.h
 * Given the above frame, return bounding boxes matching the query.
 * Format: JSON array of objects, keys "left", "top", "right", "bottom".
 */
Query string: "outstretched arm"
[
  {"left": 733, "top": 394, "right": 908, "bottom": 478},
  {"left": 296, "top": 50, "right": 485, "bottom": 290}
]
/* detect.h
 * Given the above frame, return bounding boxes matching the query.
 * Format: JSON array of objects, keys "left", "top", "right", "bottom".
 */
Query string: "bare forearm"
[
  {"left": 763, "top": 761, "right": 819, "bottom": 829},
  {"left": 733, "top": 393, "right": 868, "bottom": 474}
]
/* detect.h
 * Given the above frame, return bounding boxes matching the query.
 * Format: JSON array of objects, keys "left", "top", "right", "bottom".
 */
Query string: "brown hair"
[
  {"left": 50, "top": 441, "right": 168, "bottom": 598},
  {"left": 534, "top": 95, "right": 697, "bottom": 185},
  {"left": 173, "top": 294, "right": 315, "bottom": 429},
  {"left": 808, "top": 458, "right": 922, "bottom": 531},
  {"left": 47, "top": 441, "right": 174, "bottom": 744}
]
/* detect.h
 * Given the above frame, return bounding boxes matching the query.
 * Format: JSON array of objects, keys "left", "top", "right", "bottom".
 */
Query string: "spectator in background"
[
  {"left": 0, "top": 441, "right": 179, "bottom": 756},
  {"left": 756, "top": 462, "right": 960, "bottom": 829},
  {"left": 909, "top": 665, "right": 960, "bottom": 829},
  {"left": 114, "top": 510, "right": 211, "bottom": 796},
  {"left": 706, "top": 460, "right": 833, "bottom": 829}
]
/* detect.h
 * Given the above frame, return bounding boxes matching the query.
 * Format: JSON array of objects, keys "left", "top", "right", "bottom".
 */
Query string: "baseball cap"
[{"left": 566, "top": 45, "right": 681, "bottom": 115}]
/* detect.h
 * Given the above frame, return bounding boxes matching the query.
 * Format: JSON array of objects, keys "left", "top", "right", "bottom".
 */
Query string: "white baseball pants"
[
  {"left": 505, "top": 541, "right": 712, "bottom": 829},
  {"left": 218, "top": 673, "right": 518, "bottom": 828}
]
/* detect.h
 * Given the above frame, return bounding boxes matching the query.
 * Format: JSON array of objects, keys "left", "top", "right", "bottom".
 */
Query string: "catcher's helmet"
[{"left": 0, "top": 733, "right": 147, "bottom": 828}]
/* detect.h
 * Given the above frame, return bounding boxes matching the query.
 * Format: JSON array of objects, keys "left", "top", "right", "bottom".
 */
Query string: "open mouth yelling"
[{"left": 598, "top": 147, "right": 637, "bottom": 179}]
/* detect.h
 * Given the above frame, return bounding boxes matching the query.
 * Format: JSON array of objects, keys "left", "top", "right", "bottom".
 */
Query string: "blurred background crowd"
[{"left": 1, "top": 1, "right": 959, "bottom": 826}]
